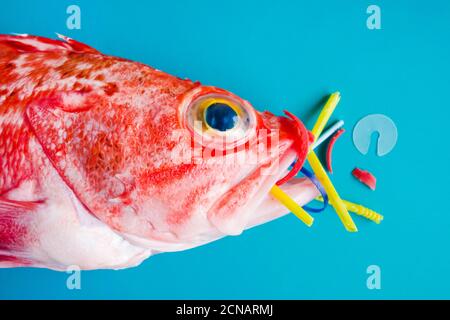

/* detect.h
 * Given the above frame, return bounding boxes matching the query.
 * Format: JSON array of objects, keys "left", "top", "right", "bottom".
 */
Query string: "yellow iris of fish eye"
[{"left": 199, "top": 98, "right": 242, "bottom": 131}]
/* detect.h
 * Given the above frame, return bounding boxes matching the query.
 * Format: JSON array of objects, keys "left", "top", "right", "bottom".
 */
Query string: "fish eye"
[
  {"left": 203, "top": 102, "right": 239, "bottom": 132},
  {"left": 181, "top": 89, "right": 257, "bottom": 149},
  {"left": 190, "top": 96, "right": 252, "bottom": 136}
]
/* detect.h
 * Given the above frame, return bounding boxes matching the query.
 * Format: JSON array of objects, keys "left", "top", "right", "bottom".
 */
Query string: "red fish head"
[
  {"left": 109, "top": 83, "right": 316, "bottom": 248},
  {"left": 16, "top": 36, "right": 316, "bottom": 251},
  {"left": 29, "top": 83, "right": 315, "bottom": 249}
]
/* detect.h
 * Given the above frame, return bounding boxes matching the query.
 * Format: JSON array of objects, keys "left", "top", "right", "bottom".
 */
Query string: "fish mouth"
[{"left": 207, "top": 147, "right": 320, "bottom": 236}]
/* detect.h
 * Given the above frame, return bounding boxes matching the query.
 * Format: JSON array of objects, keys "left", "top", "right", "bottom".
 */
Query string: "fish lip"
[
  {"left": 245, "top": 149, "right": 299, "bottom": 220},
  {"left": 207, "top": 146, "right": 298, "bottom": 235},
  {"left": 235, "top": 150, "right": 319, "bottom": 232}
]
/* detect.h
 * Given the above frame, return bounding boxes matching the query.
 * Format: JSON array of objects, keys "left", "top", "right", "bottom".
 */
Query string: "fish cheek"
[
  {"left": 25, "top": 90, "right": 130, "bottom": 225},
  {"left": 85, "top": 132, "right": 124, "bottom": 194}
]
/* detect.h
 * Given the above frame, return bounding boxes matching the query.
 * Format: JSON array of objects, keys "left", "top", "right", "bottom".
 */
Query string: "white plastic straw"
[{"left": 312, "top": 120, "right": 344, "bottom": 150}]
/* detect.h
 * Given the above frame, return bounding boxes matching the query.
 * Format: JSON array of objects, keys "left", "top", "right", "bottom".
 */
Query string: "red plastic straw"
[{"left": 326, "top": 129, "right": 345, "bottom": 174}]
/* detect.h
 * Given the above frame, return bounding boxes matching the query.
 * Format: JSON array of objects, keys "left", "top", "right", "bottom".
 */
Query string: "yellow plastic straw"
[
  {"left": 307, "top": 151, "right": 357, "bottom": 231},
  {"left": 307, "top": 92, "right": 357, "bottom": 232},
  {"left": 270, "top": 185, "right": 314, "bottom": 227},
  {"left": 311, "top": 92, "right": 341, "bottom": 141},
  {"left": 268, "top": 92, "right": 355, "bottom": 230},
  {"left": 316, "top": 197, "right": 384, "bottom": 224}
]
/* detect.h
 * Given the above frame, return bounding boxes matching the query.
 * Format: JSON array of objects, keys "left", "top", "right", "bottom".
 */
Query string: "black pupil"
[{"left": 204, "top": 103, "right": 238, "bottom": 131}]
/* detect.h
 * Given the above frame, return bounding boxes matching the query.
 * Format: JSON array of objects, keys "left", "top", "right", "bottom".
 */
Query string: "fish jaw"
[{"left": 207, "top": 148, "right": 318, "bottom": 236}]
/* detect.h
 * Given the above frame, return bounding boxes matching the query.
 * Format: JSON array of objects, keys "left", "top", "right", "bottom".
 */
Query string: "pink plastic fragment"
[{"left": 352, "top": 167, "right": 377, "bottom": 190}]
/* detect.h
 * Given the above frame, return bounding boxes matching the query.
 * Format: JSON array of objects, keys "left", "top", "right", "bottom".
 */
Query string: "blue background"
[{"left": 1, "top": 0, "right": 449, "bottom": 299}]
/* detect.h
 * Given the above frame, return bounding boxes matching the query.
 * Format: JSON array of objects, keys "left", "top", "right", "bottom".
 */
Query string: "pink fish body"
[{"left": 0, "top": 34, "right": 318, "bottom": 270}]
